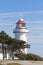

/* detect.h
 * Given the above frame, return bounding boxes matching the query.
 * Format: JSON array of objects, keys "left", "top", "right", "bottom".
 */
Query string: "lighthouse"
[{"left": 13, "top": 19, "right": 29, "bottom": 54}]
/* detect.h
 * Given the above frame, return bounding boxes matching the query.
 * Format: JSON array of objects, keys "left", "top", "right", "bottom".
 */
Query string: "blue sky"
[{"left": 0, "top": 0, "right": 43, "bottom": 57}]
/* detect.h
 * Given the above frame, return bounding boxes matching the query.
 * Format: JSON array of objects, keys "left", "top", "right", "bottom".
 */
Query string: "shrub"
[
  {"left": 15, "top": 53, "right": 43, "bottom": 61},
  {"left": 25, "top": 53, "right": 43, "bottom": 61}
]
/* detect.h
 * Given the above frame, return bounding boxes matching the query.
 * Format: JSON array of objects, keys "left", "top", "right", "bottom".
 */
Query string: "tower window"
[{"left": 22, "top": 24, "right": 25, "bottom": 27}]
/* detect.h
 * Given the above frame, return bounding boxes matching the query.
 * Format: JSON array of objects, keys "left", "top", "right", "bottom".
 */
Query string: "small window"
[{"left": 22, "top": 24, "right": 25, "bottom": 27}]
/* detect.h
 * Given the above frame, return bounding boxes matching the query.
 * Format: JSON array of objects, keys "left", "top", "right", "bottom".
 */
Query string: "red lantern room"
[{"left": 16, "top": 19, "right": 26, "bottom": 29}]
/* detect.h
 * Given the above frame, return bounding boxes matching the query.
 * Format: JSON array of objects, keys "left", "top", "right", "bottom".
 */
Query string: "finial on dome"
[
  {"left": 19, "top": 18, "right": 24, "bottom": 21},
  {"left": 19, "top": 12, "right": 23, "bottom": 19}
]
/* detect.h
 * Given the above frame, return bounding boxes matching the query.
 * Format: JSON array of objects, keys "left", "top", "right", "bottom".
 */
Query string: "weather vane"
[
  {"left": 18, "top": 12, "right": 23, "bottom": 19},
  {"left": 20, "top": 12, "right": 23, "bottom": 19}
]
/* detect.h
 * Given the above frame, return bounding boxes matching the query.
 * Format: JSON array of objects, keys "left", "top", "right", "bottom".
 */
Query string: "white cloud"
[
  {"left": 0, "top": 10, "right": 43, "bottom": 19},
  {"left": 0, "top": 10, "right": 43, "bottom": 25}
]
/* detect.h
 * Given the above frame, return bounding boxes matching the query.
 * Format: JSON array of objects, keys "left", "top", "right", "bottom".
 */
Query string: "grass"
[{"left": 7, "top": 63, "right": 21, "bottom": 65}]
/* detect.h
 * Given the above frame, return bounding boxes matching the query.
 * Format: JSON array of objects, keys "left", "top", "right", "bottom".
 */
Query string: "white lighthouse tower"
[{"left": 13, "top": 19, "right": 29, "bottom": 54}]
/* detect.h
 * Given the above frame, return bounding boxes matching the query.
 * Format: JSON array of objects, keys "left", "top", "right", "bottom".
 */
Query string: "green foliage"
[
  {"left": 25, "top": 53, "right": 43, "bottom": 61},
  {"left": 15, "top": 53, "right": 26, "bottom": 60},
  {"left": 15, "top": 53, "right": 43, "bottom": 61},
  {"left": 0, "top": 31, "right": 43, "bottom": 61},
  {"left": 0, "top": 31, "right": 30, "bottom": 53},
  {"left": 0, "top": 31, "right": 9, "bottom": 43}
]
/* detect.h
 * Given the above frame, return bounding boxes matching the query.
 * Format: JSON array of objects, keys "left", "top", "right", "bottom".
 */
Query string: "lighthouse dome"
[{"left": 16, "top": 19, "right": 25, "bottom": 24}]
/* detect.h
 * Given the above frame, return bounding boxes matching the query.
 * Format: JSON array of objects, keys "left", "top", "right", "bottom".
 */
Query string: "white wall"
[
  {"left": 15, "top": 33, "right": 28, "bottom": 54},
  {"left": 15, "top": 33, "right": 27, "bottom": 42},
  {"left": 0, "top": 53, "right": 3, "bottom": 60}
]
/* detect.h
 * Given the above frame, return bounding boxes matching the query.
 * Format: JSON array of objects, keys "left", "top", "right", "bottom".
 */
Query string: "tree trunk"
[
  {"left": 12, "top": 50, "right": 14, "bottom": 60},
  {"left": 5, "top": 47, "right": 7, "bottom": 60}
]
